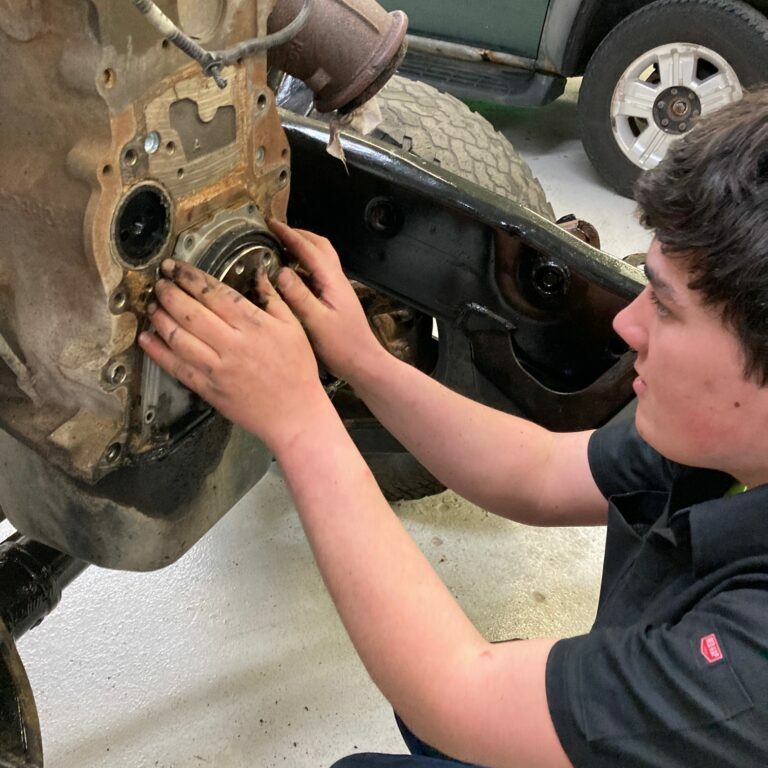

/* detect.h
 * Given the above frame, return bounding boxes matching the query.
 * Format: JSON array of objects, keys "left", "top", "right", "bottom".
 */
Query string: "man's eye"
[{"left": 648, "top": 290, "right": 670, "bottom": 317}]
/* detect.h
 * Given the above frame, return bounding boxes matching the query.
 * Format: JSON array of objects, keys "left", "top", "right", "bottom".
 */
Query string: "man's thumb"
[{"left": 276, "top": 268, "right": 319, "bottom": 322}]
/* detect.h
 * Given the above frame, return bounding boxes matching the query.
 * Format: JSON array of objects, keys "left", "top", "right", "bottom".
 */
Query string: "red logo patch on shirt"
[{"left": 700, "top": 634, "right": 724, "bottom": 664}]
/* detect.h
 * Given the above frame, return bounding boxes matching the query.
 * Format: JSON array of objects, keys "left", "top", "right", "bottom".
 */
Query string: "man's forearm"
[
  {"left": 272, "top": 400, "right": 489, "bottom": 746},
  {"left": 346, "top": 348, "right": 556, "bottom": 524}
]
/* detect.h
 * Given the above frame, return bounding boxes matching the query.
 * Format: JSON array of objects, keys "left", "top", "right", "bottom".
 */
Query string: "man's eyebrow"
[{"left": 643, "top": 262, "right": 678, "bottom": 302}]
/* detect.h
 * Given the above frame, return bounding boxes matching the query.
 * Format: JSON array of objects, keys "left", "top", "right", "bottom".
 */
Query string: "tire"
[
  {"left": 579, "top": 0, "right": 768, "bottom": 198},
  {"left": 314, "top": 76, "right": 554, "bottom": 501},
  {"left": 369, "top": 76, "right": 555, "bottom": 219}
]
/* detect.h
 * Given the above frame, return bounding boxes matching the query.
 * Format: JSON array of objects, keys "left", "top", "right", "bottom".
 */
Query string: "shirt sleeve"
[
  {"left": 545, "top": 590, "right": 766, "bottom": 768},
  {"left": 588, "top": 420, "right": 679, "bottom": 499}
]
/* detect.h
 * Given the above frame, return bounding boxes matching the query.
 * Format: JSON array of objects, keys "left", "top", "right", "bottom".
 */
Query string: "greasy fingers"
[
  {"left": 159, "top": 259, "right": 254, "bottom": 327},
  {"left": 276, "top": 267, "right": 323, "bottom": 324},
  {"left": 252, "top": 269, "right": 291, "bottom": 322},
  {"left": 148, "top": 305, "right": 220, "bottom": 371},
  {"left": 139, "top": 278, "right": 328, "bottom": 450},
  {"left": 268, "top": 220, "right": 341, "bottom": 283},
  {"left": 154, "top": 278, "right": 233, "bottom": 349}
]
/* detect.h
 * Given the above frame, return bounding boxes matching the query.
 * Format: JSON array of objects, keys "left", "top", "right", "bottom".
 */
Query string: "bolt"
[
  {"left": 144, "top": 131, "right": 161, "bottom": 154},
  {"left": 661, "top": 118, "right": 670, "bottom": 127},
  {"left": 671, "top": 88, "right": 678, "bottom": 96},
  {"left": 542, "top": 272, "right": 560, "bottom": 290},
  {"left": 679, "top": 122, "right": 687, "bottom": 131},
  {"left": 533, "top": 262, "right": 569, "bottom": 296},
  {"left": 657, "top": 100, "right": 666, "bottom": 110}
]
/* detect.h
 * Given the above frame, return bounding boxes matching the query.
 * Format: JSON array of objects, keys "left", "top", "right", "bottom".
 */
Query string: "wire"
[{"left": 130, "top": 0, "right": 314, "bottom": 89}]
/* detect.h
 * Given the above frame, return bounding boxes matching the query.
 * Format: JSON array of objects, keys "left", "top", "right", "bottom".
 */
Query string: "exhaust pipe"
[{"left": 268, "top": 0, "right": 408, "bottom": 113}]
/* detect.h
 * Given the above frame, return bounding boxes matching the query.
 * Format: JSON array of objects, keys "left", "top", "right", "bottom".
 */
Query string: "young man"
[{"left": 139, "top": 90, "right": 768, "bottom": 767}]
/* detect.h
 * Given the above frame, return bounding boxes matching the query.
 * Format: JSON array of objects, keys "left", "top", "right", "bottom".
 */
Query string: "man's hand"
[
  {"left": 268, "top": 220, "right": 385, "bottom": 383},
  {"left": 138, "top": 258, "right": 330, "bottom": 453}
]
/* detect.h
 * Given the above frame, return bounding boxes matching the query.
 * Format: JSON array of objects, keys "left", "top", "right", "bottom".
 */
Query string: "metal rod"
[
  {"left": 130, "top": 0, "right": 314, "bottom": 88},
  {"left": 0, "top": 534, "right": 88, "bottom": 640}
]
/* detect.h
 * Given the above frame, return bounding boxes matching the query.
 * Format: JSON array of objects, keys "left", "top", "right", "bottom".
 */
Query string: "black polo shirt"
[{"left": 545, "top": 420, "right": 768, "bottom": 767}]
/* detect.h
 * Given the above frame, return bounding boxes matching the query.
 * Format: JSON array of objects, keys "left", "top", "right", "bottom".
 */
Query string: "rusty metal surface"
[
  {"left": 0, "top": 0, "right": 287, "bottom": 483},
  {"left": 0, "top": 618, "right": 43, "bottom": 768},
  {"left": 268, "top": 0, "right": 408, "bottom": 112},
  {"left": 405, "top": 34, "right": 536, "bottom": 71},
  {"left": 0, "top": 0, "right": 288, "bottom": 568},
  {"left": 557, "top": 215, "right": 602, "bottom": 250},
  {"left": 353, "top": 283, "right": 435, "bottom": 370}
]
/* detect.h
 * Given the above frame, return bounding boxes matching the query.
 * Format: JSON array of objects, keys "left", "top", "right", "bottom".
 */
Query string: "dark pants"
[{"left": 330, "top": 714, "right": 484, "bottom": 767}]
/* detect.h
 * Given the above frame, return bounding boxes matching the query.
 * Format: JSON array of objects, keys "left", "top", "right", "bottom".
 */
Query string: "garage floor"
[{"left": 1, "top": 80, "right": 650, "bottom": 767}]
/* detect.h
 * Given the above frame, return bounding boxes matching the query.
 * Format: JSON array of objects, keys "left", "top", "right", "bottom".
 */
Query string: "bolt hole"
[
  {"left": 123, "top": 148, "right": 138, "bottom": 167},
  {"left": 103, "top": 68, "right": 116, "bottom": 89},
  {"left": 281, "top": 148, "right": 289, "bottom": 159},
  {"left": 255, "top": 146, "right": 266, "bottom": 165},
  {"left": 145, "top": 409, "right": 156, "bottom": 425},
  {"left": 111, "top": 289, "right": 128, "bottom": 311},
  {"left": 247, "top": 204, "right": 256, "bottom": 215},
  {"left": 105, "top": 443, "right": 122, "bottom": 463},
  {"left": 278, "top": 169, "right": 288, "bottom": 185},
  {"left": 257, "top": 93, "right": 268, "bottom": 110},
  {"left": 102, "top": 164, "right": 113, "bottom": 176},
  {"left": 161, "top": 39, "right": 170, "bottom": 49},
  {"left": 184, "top": 235, "right": 195, "bottom": 250},
  {"left": 108, "top": 363, "right": 127, "bottom": 385},
  {"left": 177, "top": 168, "right": 185, "bottom": 179},
  {"left": 364, "top": 196, "right": 403, "bottom": 238},
  {"left": 165, "top": 141, "right": 176, "bottom": 155}
]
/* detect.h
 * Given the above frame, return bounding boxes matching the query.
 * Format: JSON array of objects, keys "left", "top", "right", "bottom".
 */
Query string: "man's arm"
[
  {"left": 139, "top": 268, "right": 572, "bottom": 767},
  {"left": 276, "top": 402, "right": 572, "bottom": 768},
  {"left": 270, "top": 221, "right": 608, "bottom": 527}
]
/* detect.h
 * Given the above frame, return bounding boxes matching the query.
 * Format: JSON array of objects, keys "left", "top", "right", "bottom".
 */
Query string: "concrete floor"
[{"left": 1, "top": 80, "right": 651, "bottom": 767}]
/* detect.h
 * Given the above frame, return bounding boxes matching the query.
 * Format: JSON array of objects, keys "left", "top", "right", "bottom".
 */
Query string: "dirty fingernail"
[{"left": 147, "top": 301, "right": 158, "bottom": 314}]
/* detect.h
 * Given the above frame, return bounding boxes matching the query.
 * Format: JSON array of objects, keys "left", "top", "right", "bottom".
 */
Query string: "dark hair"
[{"left": 634, "top": 88, "right": 768, "bottom": 384}]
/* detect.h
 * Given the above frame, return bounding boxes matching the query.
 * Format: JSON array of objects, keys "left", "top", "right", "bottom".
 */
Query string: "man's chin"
[
  {"left": 634, "top": 407, "right": 694, "bottom": 465},
  {"left": 634, "top": 406, "right": 662, "bottom": 453}
]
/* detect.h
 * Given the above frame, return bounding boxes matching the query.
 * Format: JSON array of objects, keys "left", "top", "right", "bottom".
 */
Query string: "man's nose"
[{"left": 613, "top": 293, "right": 648, "bottom": 353}]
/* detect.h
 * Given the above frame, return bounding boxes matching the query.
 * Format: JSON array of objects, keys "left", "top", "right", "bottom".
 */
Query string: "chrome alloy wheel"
[{"left": 610, "top": 42, "right": 743, "bottom": 170}]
